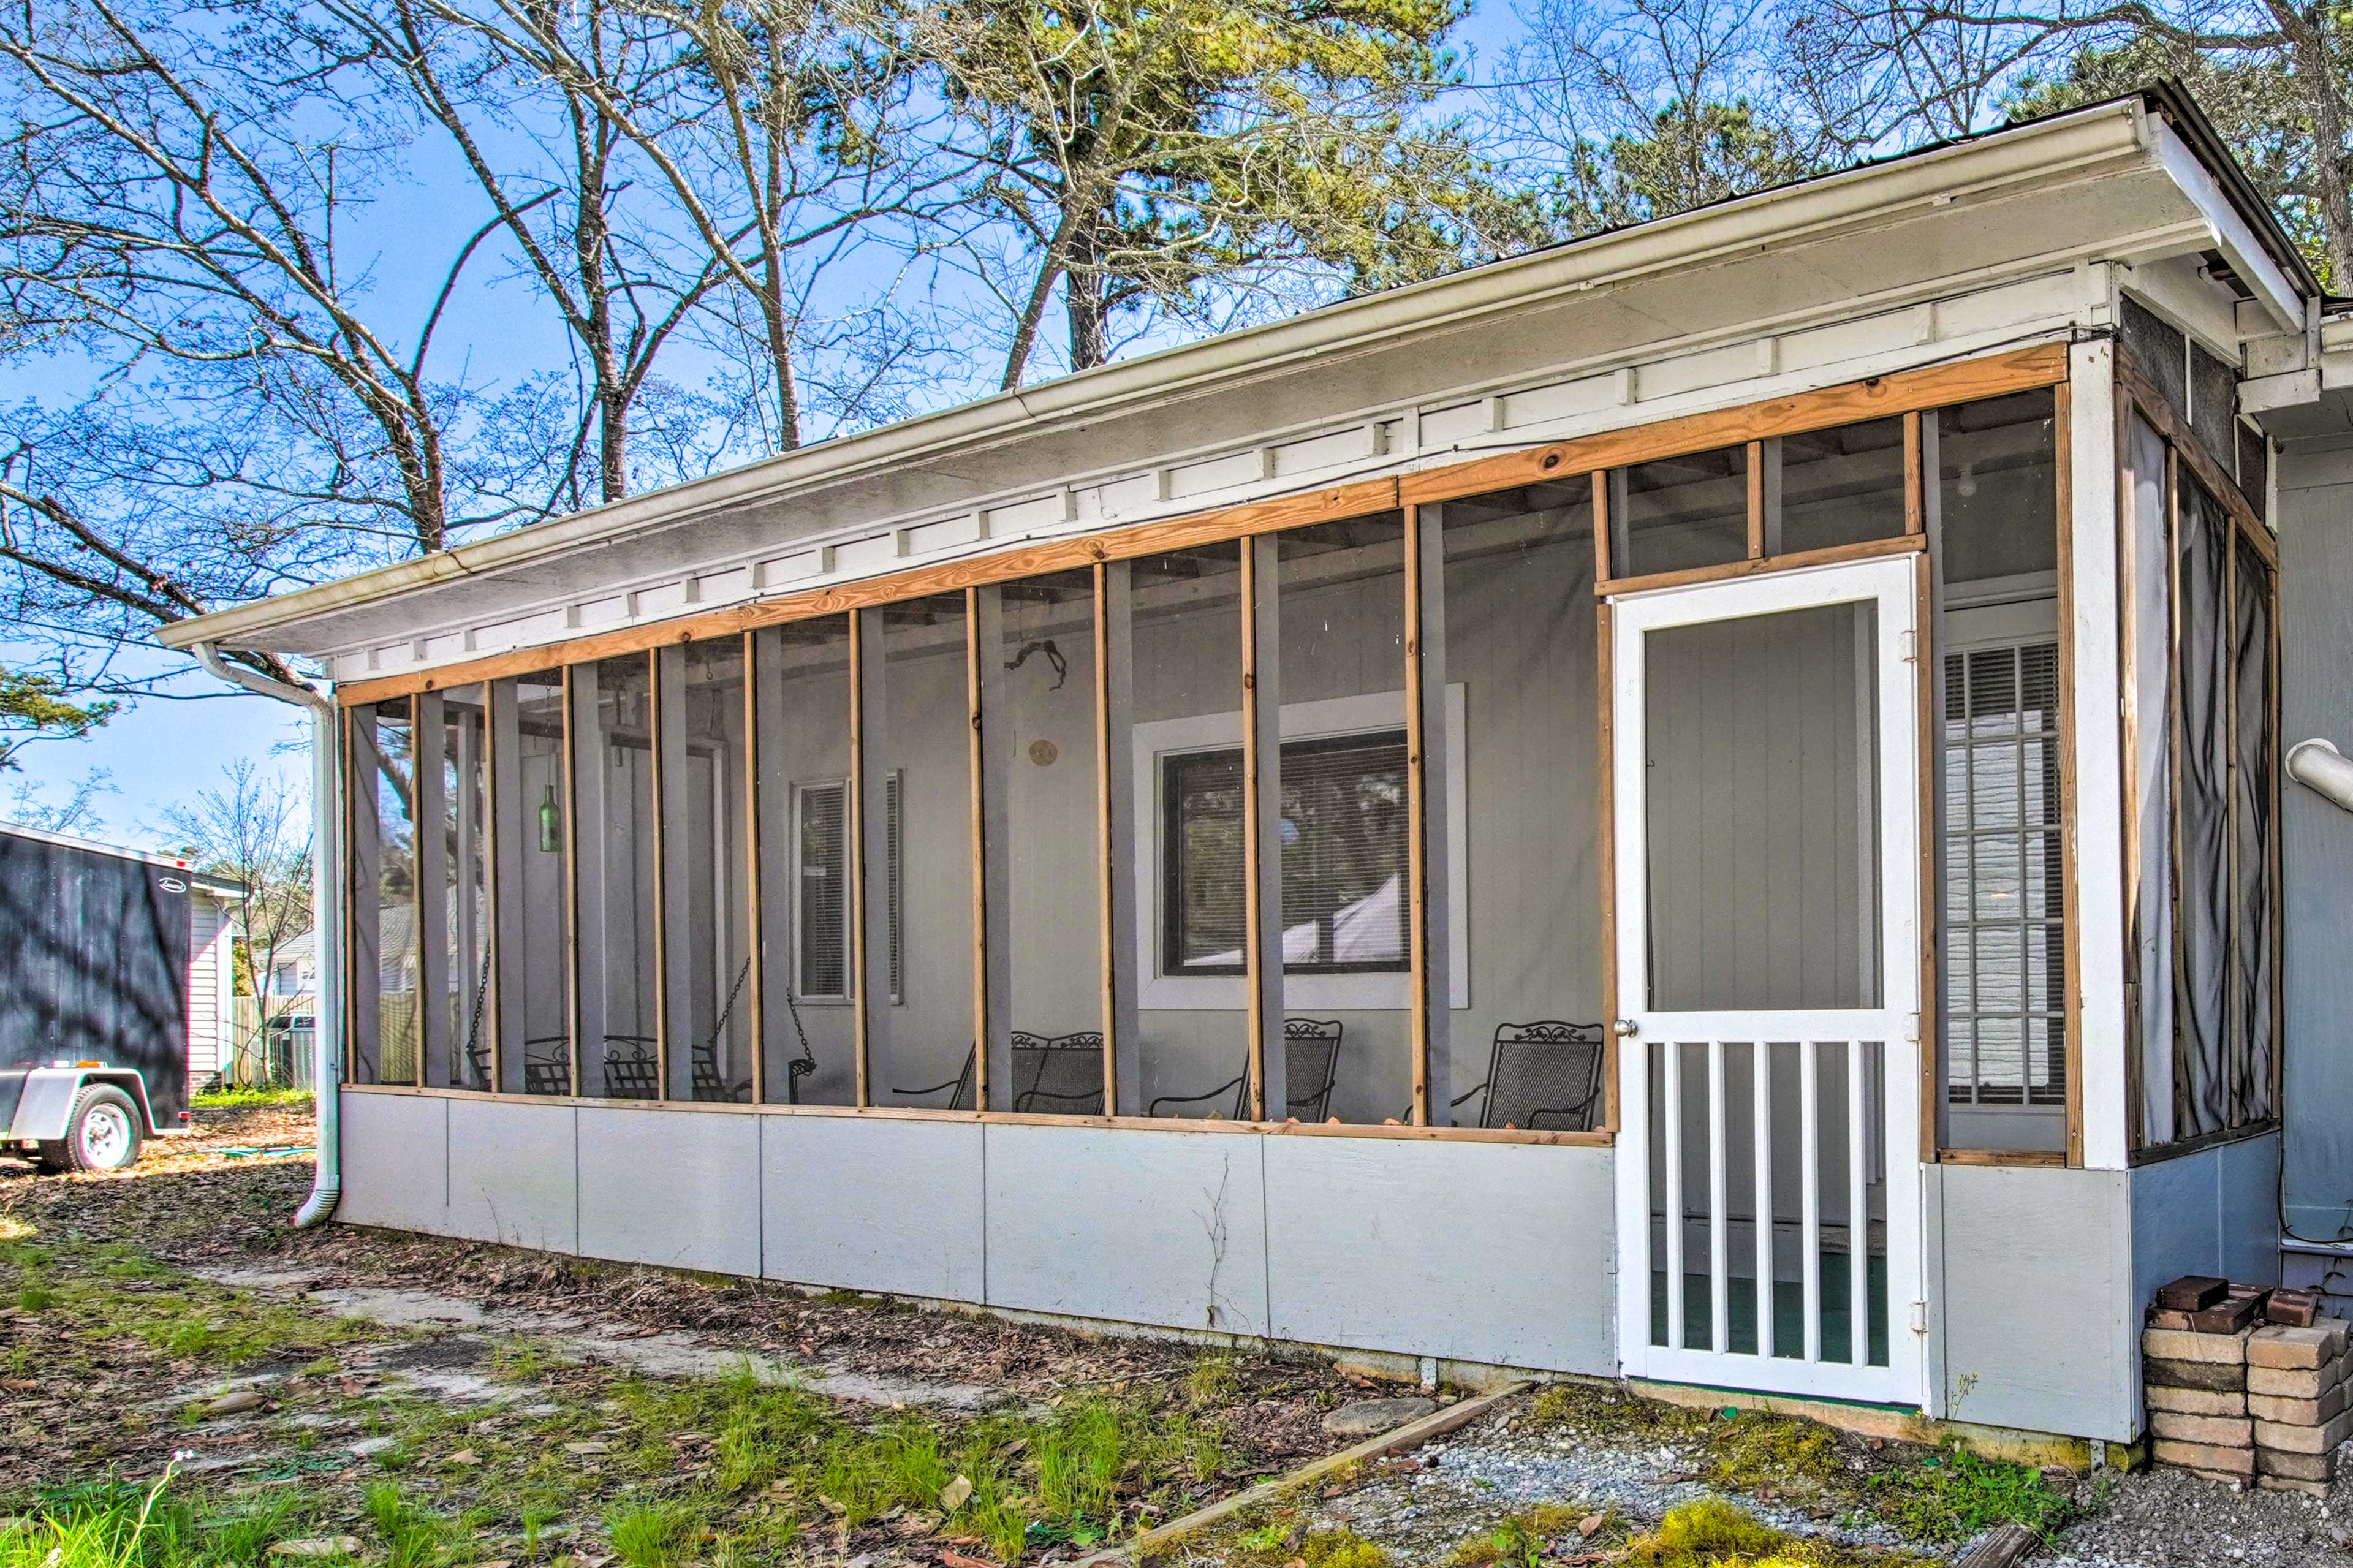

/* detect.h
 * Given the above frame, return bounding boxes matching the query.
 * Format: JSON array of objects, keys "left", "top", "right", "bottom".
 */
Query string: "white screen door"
[{"left": 1611, "top": 555, "right": 1924, "bottom": 1407}]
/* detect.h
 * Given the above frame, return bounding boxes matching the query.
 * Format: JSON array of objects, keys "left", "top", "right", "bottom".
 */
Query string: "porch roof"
[{"left": 161, "top": 85, "right": 2312, "bottom": 673}]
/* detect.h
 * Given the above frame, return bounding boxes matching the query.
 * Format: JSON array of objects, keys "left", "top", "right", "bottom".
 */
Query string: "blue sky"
[{"left": 7, "top": 0, "right": 1534, "bottom": 847}]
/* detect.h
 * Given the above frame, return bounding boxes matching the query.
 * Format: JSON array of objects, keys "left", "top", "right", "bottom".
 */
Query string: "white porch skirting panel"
[{"left": 337, "top": 1090, "right": 1618, "bottom": 1376}]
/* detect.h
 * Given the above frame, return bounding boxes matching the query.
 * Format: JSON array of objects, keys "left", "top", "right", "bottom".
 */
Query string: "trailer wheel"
[{"left": 38, "top": 1085, "right": 143, "bottom": 1174}]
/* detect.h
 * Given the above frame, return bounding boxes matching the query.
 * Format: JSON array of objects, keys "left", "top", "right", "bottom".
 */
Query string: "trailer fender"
[{"left": 6, "top": 1068, "right": 163, "bottom": 1142}]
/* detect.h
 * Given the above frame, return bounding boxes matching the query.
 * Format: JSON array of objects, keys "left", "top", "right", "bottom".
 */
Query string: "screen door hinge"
[
  {"left": 1904, "top": 1012, "right": 1921, "bottom": 1044},
  {"left": 1898, "top": 629, "right": 1917, "bottom": 664},
  {"left": 1909, "top": 1300, "right": 1930, "bottom": 1335}
]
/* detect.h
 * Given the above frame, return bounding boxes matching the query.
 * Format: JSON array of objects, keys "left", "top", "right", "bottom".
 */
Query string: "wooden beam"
[
  {"left": 1400, "top": 342, "right": 2070, "bottom": 508},
  {"left": 964, "top": 591, "right": 989, "bottom": 1110},
  {"left": 413, "top": 691, "right": 446, "bottom": 1089},
  {"left": 335, "top": 478, "right": 1402, "bottom": 705},
  {"left": 1240, "top": 536, "right": 1287, "bottom": 1121},
  {"left": 1590, "top": 471, "right": 1611, "bottom": 586},
  {"left": 1596, "top": 598, "right": 1619, "bottom": 1134},
  {"left": 1598, "top": 533, "right": 1923, "bottom": 597},
  {"left": 846, "top": 610, "right": 881, "bottom": 1107},
  {"left": 335, "top": 346, "right": 2072, "bottom": 710},
  {"left": 1404, "top": 504, "right": 1432, "bottom": 1126},
  {"left": 1097, "top": 564, "right": 1142, "bottom": 1113},
  {"left": 1746, "top": 439, "right": 1767, "bottom": 560},
  {"left": 653, "top": 648, "right": 683, "bottom": 1100},
  {"left": 2055, "top": 381, "right": 2084, "bottom": 1167},
  {"left": 743, "top": 631, "right": 767, "bottom": 1107},
  {"left": 561, "top": 666, "right": 583, "bottom": 1096},
  {"left": 1903, "top": 411, "right": 1923, "bottom": 536}
]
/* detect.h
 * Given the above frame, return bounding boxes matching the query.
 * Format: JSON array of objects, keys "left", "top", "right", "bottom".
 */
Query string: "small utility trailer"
[{"left": 0, "top": 825, "right": 231, "bottom": 1172}]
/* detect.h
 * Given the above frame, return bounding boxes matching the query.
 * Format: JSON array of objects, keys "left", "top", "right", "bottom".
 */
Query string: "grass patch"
[
  {"left": 1618, "top": 1499, "right": 1930, "bottom": 1566},
  {"left": 568, "top": 1365, "right": 1229, "bottom": 1561},
  {"left": 1, "top": 1474, "right": 318, "bottom": 1568},
  {"left": 1864, "top": 1441, "right": 2074, "bottom": 1544},
  {"left": 1447, "top": 1503, "right": 1605, "bottom": 1566}
]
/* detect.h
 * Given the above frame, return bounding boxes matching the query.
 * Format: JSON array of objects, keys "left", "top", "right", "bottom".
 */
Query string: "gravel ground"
[
  {"left": 2037, "top": 1466, "right": 2353, "bottom": 1566},
  {"left": 1302, "top": 1403, "right": 1923, "bottom": 1562}
]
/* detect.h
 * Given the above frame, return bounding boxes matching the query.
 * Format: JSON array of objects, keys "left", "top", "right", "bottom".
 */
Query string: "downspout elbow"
[
  {"left": 191, "top": 641, "right": 344, "bottom": 1230},
  {"left": 2288, "top": 738, "right": 2353, "bottom": 814}
]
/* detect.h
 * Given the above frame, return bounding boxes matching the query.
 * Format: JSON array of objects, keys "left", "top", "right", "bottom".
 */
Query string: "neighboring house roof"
[
  {"left": 0, "top": 820, "right": 245, "bottom": 900},
  {"left": 157, "top": 83, "right": 2311, "bottom": 671}
]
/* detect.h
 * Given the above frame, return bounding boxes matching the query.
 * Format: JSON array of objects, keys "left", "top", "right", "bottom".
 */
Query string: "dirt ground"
[{"left": 2, "top": 1102, "right": 2349, "bottom": 1568}]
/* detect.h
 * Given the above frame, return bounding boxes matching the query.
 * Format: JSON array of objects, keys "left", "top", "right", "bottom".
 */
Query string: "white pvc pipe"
[
  {"left": 2288, "top": 738, "right": 2353, "bottom": 813},
  {"left": 193, "top": 643, "right": 343, "bottom": 1229}
]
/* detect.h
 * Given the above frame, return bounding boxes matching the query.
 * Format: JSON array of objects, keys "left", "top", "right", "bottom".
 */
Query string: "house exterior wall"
[{"left": 2276, "top": 441, "right": 2353, "bottom": 1250}]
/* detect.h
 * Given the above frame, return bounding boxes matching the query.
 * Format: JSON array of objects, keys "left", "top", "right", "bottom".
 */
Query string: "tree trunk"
[{"left": 1066, "top": 218, "right": 1109, "bottom": 371}]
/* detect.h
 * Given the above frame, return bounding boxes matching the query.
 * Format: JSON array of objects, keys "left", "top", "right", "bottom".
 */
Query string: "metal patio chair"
[
  {"left": 521, "top": 1036, "right": 572, "bottom": 1096},
  {"left": 892, "top": 1031, "right": 1109, "bottom": 1114},
  {"left": 1448, "top": 1020, "right": 1605, "bottom": 1131},
  {"left": 599, "top": 1034, "right": 660, "bottom": 1099},
  {"left": 1148, "top": 1018, "right": 1343, "bottom": 1122}
]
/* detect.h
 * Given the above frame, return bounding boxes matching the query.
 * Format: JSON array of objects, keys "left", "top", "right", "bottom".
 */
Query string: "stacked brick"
[{"left": 2144, "top": 1274, "right": 2348, "bottom": 1494}]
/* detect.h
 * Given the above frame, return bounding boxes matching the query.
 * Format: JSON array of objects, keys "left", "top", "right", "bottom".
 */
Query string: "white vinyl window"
[{"left": 792, "top": 773, "right": 902, "bottom": 1002}]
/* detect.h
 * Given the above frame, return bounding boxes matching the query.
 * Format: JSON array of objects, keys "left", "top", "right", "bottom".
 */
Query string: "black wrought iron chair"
[
  {"left": 893, "top": 1031, "right": 1109, "bottom": 1113},
  {"left": 521, "top": 1037, "right": 572, "bottom": 1096},
  {"left": 1013, "top": 1031, "right": 1107, "bottom": 1114},
  {"left": 1148, "top": 1018, "right": 1343, "bottom": 1121},
  {"left": 599, "top": 1034, "right": 661, "bottom": 1099},
  {"left": 1449, "top": 1020, "right": 1605, "bottom": 1131}
]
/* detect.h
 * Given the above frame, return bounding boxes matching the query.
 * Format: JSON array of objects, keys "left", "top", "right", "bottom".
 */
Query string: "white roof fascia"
[
  {"left": 161, "top": 99, "right": 2159, "bottom": 657},
  {"left": 0, "top": 820, "right": 243, "bottom": 895},
  {"left": 2150, "top": 121, "right": 2303, "bottom": 332}
]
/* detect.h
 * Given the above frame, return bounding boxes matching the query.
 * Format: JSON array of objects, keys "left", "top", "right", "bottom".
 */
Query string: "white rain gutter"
[
  {"left": 192, "top": 642, "right": 344, "bottom": 1229},
  {"left": 157, "top": 98, "right": 2164, "bottom": 658}
]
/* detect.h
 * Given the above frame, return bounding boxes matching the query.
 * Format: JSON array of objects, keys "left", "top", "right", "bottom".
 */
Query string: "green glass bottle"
[{"left": 538, "top": 784, "right": 561, "bottom": 852}]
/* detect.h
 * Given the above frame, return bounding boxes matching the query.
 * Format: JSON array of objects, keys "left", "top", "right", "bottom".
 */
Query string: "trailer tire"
[{"left": 40, "top": 1085, "right": 143, "bottom": 1174}]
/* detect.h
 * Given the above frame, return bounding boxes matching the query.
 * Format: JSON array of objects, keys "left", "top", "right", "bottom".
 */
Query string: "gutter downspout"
[{"left": 193, "top": 642, "right": 343, "bottom": 1229}]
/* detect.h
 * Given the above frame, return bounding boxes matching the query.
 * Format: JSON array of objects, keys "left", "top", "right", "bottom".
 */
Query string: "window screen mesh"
[
  {"left": 2121, "top": 294, "right": 2187, "bottom": 418},
  {"left": 1942, "top": 643, "right": 2066, "bottom": 1106},
  {"left": 2232, "top": 536, "right": 2276, "bottom": 1124},
  {"left": 2192, "top": 344, "right": 2238, "bottom": 471},
  {"left": 2237, "top": 422, "right": 2269, "bottom": 521},
  {"left": 2174, "top": 480, "right": 2232, "bottom": 1137}
]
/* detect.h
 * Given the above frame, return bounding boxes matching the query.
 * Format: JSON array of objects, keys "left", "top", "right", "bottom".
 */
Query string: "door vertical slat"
[
  {"left": 1708, "top": 1038, "right": 1729, "bottom": 1354},
  {"left": 1848, "top": 1037, "right": 1870, "bottom": 1368},
  {"left": 1753, "top": 1039, "right": 1774, "bottom": 1360},
  {"left": 1800, "top": 1039, "right": 1822, "bottom": 1363},
  {"left": 1664, "top": 1040, "right": 1685, "bottom": 1350}
]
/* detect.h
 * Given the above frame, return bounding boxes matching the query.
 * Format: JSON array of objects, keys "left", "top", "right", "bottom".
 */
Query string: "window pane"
[
  {"left": 990, "top": 570, "right": 1104, "bottom": 1115},
  {"left": 1615, "top": 445, "right": 1748, "bottom": 578},
  {"left": 2176, "top": 480, "right": 2231, "bottom": 1137},
  {"left": 752, "top": 615, "right": 855, "bottom": 1105},
  {"left": 661, "top": 640, "right": 752, "bottom": 1102},
  {"left": 1126, "top": 543, "right": 1248, "bottom": 1120},
  {"left": 1439, "top": 481, "right": 1602, "bottom": 1130},
  {"left": 1645, "top": 602, "right": 1880, "bottom": 1011},
  {"left": 430, "top": 685, "right": 491, "bottom": 1090},
  {"left": 2232, "top": 537, "right": 2276, "bottom": 1124},
  {"left": 574, "top": 653, "right": 659, "bottom": 1100},
  {"left": 1275, "top": 514, "right": 1406, "bottom": 1124},
  {"left": 1775, "top": 419, "right": 1906, "bottom": 556},
  {"left": 1936, "top": 390, "right": 2056, "bottom": 584},
  {"left": 349, "top": 699, "right": 417, "bottom": 1085},
  {"left": 874, "top": 595, "right": 976, "bottom": 1108},
  {"left": 493, "top": 671, "right": 572, "bottom": 1096}
]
